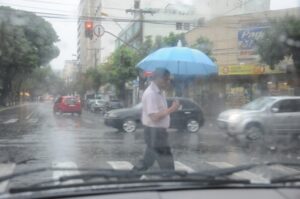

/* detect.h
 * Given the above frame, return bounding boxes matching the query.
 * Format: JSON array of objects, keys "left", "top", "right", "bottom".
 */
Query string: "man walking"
[{"left": 133, "top": 68, "right": 180, "bottom": 171}]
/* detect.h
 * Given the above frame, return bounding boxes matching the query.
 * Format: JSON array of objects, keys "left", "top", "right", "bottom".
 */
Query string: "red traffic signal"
[
  {"left": 85, "top": 21, "right": 93, "bottom": 30},
  {"left": 85, "top": 21, "right": 93, "bottom": 39}
]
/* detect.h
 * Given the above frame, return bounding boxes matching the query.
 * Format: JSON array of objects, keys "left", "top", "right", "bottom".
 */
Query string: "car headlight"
[{"left": 228, "top": 114, "right": 241, "bottom": 123}]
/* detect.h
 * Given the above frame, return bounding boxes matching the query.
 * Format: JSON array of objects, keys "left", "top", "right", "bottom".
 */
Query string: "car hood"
[
  {"left": 218, "top": 109, "right": 261, "bottom": 120},
  {"left": 108, "top": 107, "right": 141, "bottom": 116}
]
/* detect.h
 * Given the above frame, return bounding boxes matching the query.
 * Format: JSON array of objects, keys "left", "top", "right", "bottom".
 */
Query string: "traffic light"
[{"left": 85, "top": 20, "right": 93, "bottom": 39}]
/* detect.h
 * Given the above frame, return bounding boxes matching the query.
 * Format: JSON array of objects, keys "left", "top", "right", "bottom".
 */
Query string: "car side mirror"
[{"left": 271, "top": 107, "right": 279, "bottom": 113}]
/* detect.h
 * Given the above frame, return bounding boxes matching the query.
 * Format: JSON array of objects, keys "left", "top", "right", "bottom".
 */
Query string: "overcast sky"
[{"left": 0, "top": 0, "right": 299, "bottom": 71}]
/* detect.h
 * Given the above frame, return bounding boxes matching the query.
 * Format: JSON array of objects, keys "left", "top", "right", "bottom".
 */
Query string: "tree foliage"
[
  {"left": 22, "top": 66, "right": 65, "bottom": 98},
  {"left": 256, "top": 16, "right": 300, "bottom": 71},
  {"left": 102, "top": 47, "right": 139, "bottom": 100},
  {"left": 191, "top": 36, "right": 216, "bottom": 61},
  {"left": 0, "top": 6, "right": 59, "bottom": 105}
]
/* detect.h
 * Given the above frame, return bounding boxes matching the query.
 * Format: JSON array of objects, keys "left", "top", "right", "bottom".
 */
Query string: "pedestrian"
[{"left": 133, "top": 68, "right": 180, "bottom": 171}]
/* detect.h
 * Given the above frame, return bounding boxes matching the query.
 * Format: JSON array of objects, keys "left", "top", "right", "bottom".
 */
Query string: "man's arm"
[{"left": 149, "top": 100, "right": 180, "bottom": 122}]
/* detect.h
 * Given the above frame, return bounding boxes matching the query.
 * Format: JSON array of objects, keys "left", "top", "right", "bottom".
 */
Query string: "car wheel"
[
  {"left": 186, "top": 119, "right": 200, "bottom": 133},
  {"left": 122, "top": 119, "right": 137, "bottom": 133},
  {"left": 244, "top": 124, "right": 263, "bottom": 140},
  {"left": 77, "top": 111, "right": 82, "bottom": 116}
]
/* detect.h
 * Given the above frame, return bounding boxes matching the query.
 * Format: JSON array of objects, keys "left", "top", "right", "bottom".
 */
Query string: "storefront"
[{"left": 218, "top": 65, "right": 293, "bottom": 108}]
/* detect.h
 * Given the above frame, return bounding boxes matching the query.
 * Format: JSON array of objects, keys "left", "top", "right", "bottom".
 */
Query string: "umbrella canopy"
[{"left": 137, "top": 47, "right": 217, "bottom": 76}]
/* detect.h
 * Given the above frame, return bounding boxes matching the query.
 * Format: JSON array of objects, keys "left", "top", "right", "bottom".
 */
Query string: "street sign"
[{"left": 94, "top": 25, "right": 105, "bottom": 37}]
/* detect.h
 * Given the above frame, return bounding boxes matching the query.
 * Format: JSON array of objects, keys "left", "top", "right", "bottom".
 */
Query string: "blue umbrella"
[{"left": 137, "top": 47, "right": 217, "bottom": 76}]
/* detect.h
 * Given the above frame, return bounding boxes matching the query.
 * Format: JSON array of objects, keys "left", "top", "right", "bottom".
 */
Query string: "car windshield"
[
  {"left": 0, "top": 0, "right": 300, "bottom": 196},
  {"left": 242, "top": 97, "right": 276, "bottom": 110}
]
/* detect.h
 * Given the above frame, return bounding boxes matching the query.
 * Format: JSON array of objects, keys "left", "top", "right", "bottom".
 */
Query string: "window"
[
  {"left": 184, "top": 23, "right": 190, "bottom": 30},
  {"left": 55, "top": 97, "right": 62, "bottom": 103},
  {"left": 181, "top": 100, "right": 197, "bottom": 110},
  {"left": 176, "top": 22, "right": 183, "bottom": 30},
  {"left": 273, "top": 99, "right": 300, "bottom": 113}
]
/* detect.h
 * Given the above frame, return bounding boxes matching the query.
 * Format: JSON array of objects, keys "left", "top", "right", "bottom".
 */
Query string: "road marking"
[
  {"left": 107, "top": 161, "right": 134, "bottom": 170},
  {"left": 271, "top": 165, "right": 300, "bottom": 175},
  {"left": 27, "top": 119, "right": 38, "bottom": 124},
  {"left": 175, "top": 161, "right": 194, "bottom": 173},
  {"left": 3, "top": 119, "right": 18, "bottom": 124},
  {"left": 83, "top": 119, "right": 93, "bottom": 124},
  {"left": 0, "top": 164, "right": 16, "bottom": 192},
  {"left": 0, "top": 104, "right": 27, "bottom": 112},
  {"left": 52, "top": 162, "right": 83, "bottom": 184},
  {"left": 207, "top": 162, "right": 269, "bottom": 183},
  {"left": 26, "top": 111, "right": 34, "bottom": 120}
]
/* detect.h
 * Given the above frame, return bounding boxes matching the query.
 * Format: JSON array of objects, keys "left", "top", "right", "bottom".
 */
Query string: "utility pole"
[
  {"left": 125, "top": 0, "right": 156, "bottom": 105},
  {"left": 94, "top": 0, "right": 102, "bottom": 65},
  {"left": 125, "top": 0, "right": 156, "bottom": 46},
  {"left": 87, "top": 48, "right": 103, "bottom": 68}
]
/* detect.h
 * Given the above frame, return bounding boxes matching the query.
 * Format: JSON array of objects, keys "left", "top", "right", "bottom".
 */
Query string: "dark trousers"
[{"left": 134, "top": 127, "right": 174, "bottom": 171}]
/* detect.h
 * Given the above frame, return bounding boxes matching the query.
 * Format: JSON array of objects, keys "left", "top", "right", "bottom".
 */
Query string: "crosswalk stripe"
[
  {"left": 3, "top": 119, "right": 18, "bottom": 124},
  {"left": 26, "top": 112, "right": 34, "bottom": 120},
  {"left": 207, "top": 162, "right": 269, "bottom": 183},
  {"left": 0, "top": 164, "right": 16, "bottom": 192},
  {"left": 52, "top": 162, "right": 83, "bottom": 184},
  {"left": 270, "top": 165, "right": 300, "bottom": 175},
  {"left": 175, "top": 161, "right": 194, "bottom": 173},
  {"left": 107, "top": 161, "right": 134, "bottom": 170},
  {"left": 27, "top": 118, "right": 38, "bottom": 124}
]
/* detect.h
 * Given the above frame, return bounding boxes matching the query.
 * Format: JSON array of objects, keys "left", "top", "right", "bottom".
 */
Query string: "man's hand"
[
  {"left": 149, "top": 100, "right": 180, "bottom": 122},
  {"left": 169, "top": 100, "right": 180, "bottom": 113}
]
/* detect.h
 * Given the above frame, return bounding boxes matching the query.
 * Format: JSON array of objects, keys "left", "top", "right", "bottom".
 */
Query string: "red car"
[{"left": 53, "top": 96, "right": 82, "bottom": 115}]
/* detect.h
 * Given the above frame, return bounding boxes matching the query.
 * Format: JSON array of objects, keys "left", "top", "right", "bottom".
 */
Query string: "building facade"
[
  {"left": 194, "top": 0, "right": 270, "bottom": 20},
  {"left": 77, "top": 0, "right": 102, "bottom": 72},
  {"left": 115, "top": 3, "right": 197, "bottom": 49},
  {"left": 185, "top": 8, "right": 299, "bottom": 115},
  {"left": 63, "top": 60, "right": 79, "bottom": 84}
]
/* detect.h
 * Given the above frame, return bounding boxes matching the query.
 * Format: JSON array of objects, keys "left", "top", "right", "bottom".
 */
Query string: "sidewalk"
[{"left": 0, "top": 103, "right": 29, "bottom": 112}]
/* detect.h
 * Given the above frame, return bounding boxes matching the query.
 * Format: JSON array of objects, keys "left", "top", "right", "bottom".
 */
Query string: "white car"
[{"left": 217, "top": 96, "right": 300, "bottom": 140}]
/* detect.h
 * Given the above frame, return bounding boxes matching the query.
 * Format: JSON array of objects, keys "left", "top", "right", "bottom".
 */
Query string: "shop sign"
[
  {"left": 219, "top": 65, "right": 285, "bottom": 76},
  {"left": 238, "top": 27, "right": 267, "bottom": 60}
]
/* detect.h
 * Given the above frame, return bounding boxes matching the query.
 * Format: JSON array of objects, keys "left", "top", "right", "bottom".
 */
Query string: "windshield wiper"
[
  {"left": 270, "top": 169, "right": 300, "bottom": 184},
  {"left": 5, "top": 161, "right": 300, "bottom": 193},
  {"left": 9, "top": 170, "right": 249, "bottom": 194}
]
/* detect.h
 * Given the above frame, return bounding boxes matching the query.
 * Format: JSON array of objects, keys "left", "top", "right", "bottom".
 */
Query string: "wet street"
[{"left": 0, "top": 102, "right": 300, "bottom": 191}]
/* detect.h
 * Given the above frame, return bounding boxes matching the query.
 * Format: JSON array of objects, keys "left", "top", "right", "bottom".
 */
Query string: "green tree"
[
  {"left": 162, "top": 32, "right": 187, "bottom": 47},
  {"left": 0, "top": 6, "right": 59, "bottom": 105},
  {"left": 85, "top": 67, "right": 103, "bottom": 92},
  {"left": 102, "top": 46, "right": 138, "bottom": 101},
  {"left": 256, "top": 16, "right": 300, "bottom": 71},
  {"left": 22, "top": 66, "right": 65, "bottom": 99},
  {"left": 191, "top": 37, "right": 216, "bottom": 61}
]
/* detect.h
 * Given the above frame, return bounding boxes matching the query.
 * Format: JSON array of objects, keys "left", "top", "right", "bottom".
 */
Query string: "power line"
[
  {"left": 18, "top": 0, "right": 78, "bottom": 7},
  {"left": 0, "top": 0, "right": 262, "bottom": 28},
  {"left": 0, "top": 2, "right": 77, "bottom": 14}
]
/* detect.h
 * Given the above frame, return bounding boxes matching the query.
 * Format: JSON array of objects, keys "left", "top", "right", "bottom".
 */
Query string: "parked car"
[
  {"left": 107, "top": 100, "right": 124, "bottom": 110},
  {"left": 53, "top": 96, "right": 82, "bottom": 115},
  {"left": 217, "top": 96, "right": 300, "bottom": 140},
  {"left": 86, "top": 99, "right": 97, "bottom": 110},
  {"left": 104, "top": 97, "right": 204, "bottom": 133},
  {"left": 91, "top": 99, "right": 108, "bottom": 113}
]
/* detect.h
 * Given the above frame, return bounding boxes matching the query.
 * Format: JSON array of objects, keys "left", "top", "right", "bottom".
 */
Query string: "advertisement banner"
[
  {"left": 219, "top": 65, "right": 285, "bottom": 76},
  {"left": 238, "top": 27, "right": 267, "bottom": 60}
]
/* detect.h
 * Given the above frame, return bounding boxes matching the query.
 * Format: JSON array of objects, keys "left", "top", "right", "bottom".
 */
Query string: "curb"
[{"left": 0, "top": 104, "right": 28, "bottom": 112}]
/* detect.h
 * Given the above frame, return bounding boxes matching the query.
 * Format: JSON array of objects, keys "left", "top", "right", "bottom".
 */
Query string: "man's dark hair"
[{"left": 152, "top": 68, "right": 170, "bottom": 80}]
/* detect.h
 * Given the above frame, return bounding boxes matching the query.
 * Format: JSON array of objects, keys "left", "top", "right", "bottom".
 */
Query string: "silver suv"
[{"left": 217, "top": 96, "right": 300, "bottom": 140}]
